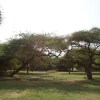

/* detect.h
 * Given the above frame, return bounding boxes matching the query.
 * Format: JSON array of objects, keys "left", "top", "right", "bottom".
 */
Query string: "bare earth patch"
[{"left": 3, "top": 90, "right": 28, "bottom": 98}]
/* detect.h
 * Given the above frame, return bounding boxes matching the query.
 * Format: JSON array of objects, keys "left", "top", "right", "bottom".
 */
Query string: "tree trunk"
[
  {"left": 5, "top": 69, "right": 7, "bottom": 73},
  {"left": 68, "top": 70, "right": 70, "bottom": 74},
  {"left": 85, "top": 67, "right": 93, "bottom": 80},
  {"left": 26, "top": 68, "right": 29, "bottom": 74},
  {"left": 10, "top": 66, "right": 24, "bottom": 77}
]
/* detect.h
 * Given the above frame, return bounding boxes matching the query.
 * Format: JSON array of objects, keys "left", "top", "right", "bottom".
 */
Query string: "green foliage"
[
  {"left": 0, "top": 27, "right": 100, "bottom": 77},
  {"left": 58, "top": 53, "right": 74, "bottom": 71},
  {"left": 68, "top": 28, "right": 100, "bottom": 44},
  {"left": 0, "top": 33, "right": 67, "bottom": 75},
  {"left": 67, "top": 27, "right": 100, "bottom": 80}
]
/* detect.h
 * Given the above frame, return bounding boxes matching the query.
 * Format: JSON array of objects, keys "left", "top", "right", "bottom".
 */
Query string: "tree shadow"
[
  {"left": 0, "top": 77, "right": 100, "bottom": 95},
  {"left": 62, "top": 72, "right": 100, "bottom": 75},
  {"left": 92, "top": 72, "right": 100, "bottom": 75},
  {"left": 60, "top": 72, "right": 86, "bottom": 75},
  {"left": 18, "top": 71, "right": 49, "bottom": 76}
]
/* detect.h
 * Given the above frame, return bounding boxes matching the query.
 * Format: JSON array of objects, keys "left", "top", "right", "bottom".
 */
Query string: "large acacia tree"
[
  {"left": 67, "top": 27, "right": 100, "bottom": 80},
  {"left": 1, "top": 33, "right": 66, "bottom": 76}
]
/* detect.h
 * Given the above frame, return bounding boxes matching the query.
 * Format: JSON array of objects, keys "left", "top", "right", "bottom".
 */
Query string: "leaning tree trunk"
[
  {"left": 10, "top": 57, "right": 34, "bottom": 77},
  {"left": 10, "top": 66, "right": 24, "bottom": 77}
]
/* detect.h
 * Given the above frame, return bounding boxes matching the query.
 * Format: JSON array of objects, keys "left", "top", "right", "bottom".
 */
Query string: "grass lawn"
[{"left": 0, "top": 71, "right": 100, "bottom": 100}]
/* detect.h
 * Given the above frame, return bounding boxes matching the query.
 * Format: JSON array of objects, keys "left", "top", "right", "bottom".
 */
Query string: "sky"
[{"left": 0, "top": 0, "right": 100, "bottom": 42}]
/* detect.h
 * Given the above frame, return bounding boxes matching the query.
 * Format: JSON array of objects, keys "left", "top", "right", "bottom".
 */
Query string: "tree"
[
  {"left": 4, "top": 33, "right": 66, "bottom": 76},
  {"left": 67, "top": 27, "right": 100, "bottom": 80},
  {"left": 58, "top": 51, "right": 75, "bottom": 73}
]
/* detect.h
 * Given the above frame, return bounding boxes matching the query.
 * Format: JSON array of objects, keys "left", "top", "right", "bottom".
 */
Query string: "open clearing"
[{"left": 0, "top": 71, "right": 100, "bottom": 100}]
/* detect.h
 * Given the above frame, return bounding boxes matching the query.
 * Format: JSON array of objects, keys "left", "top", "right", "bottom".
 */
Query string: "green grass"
[{"left": 0, "top": 71, "right": 100, "bottom": 100}]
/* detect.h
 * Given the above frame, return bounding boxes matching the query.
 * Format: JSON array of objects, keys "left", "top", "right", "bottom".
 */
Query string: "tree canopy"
[
  {"left": 67, "top": 27, "right": 100, "bottom": 80},
  {"left": 0, "top": 33, "right": 67, "bottom": 76},
  {"left": 0, "top": 28, "right": 100, "bottom": 80}
]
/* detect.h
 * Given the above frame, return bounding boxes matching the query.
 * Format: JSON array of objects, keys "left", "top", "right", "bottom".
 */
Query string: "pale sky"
[{"left": 0, "top": 0, "right": 100, "bottom": 42}]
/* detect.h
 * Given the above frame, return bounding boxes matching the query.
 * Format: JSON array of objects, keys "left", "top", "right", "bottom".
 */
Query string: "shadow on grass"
[
  {"left": 62, "top": 72, "right": 100, "bottom": 75},
  {"left": 18, "top": 71, "right": 49, "bottom": 76},
  {"left": 92, "top": 72, "right": 100, "bottom": 75},
  {"left": 0, "top": 77, "right": 100, "bottom": 95},
  {"left": 61, "top": 72, "right": 86, "bottom": 75}
]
